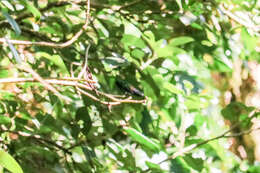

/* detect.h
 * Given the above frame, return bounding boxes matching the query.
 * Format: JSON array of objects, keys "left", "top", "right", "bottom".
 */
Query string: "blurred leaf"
[
  {"left": 0, "top": 150, "right": 23, "bottom": 173},
  {"left": 183, "top": 154, "right": 203, "bottom": 171},
  {"left": 221, "top": 102, "right": 253, "bottom": 123},
  {"left": 1, "top": 1, "right": 15, "bottom": 11},
  {"left": 145, "top": 161, "right": 163, "bottom": 171},
  {"left": 40, "top": 26, "right": 58, "bottom": 35},
  {"left": 169, "top": 37, "right": 194, "bottom": 46},
  {"left": 213, "top": 58, "right": 232, "bottom": 72},
  {"left": 170, "top": 157, "right": 191, "bottom": 173},
  {"left": 190, "top": 23, "right": 203, "bottom": 30},
  {"left": 248, "top": 164, "right": 260, "bottom": 173},
  {"left": 20, "top": 0, "right": 41, "bottom": 21},
  {"left": 0, "top": 69, "right": 9, "bottom": 78},
  {"left": 131, "top": 49, "right": 145, "bottom": 59},
  {"left": 185, "top": 95, "right": 208, "bottom": 109},
  {"left": 82, "top": 146, "right": 96, "bottom": 162},
  {"left": 241, "top": 28, "right": 257, "bottom": 53},
  {"left": 1, "top": 10, "right": 21, "bottom": 35},
  {"left": 0, "top": 115, "right": 11, "bottom": 124},
  {"left": 106, "top": 139, "right": 136, "bottom": 169},
  {"left": 123, "top": 21, "right": 142, "bottom": 37},
  {"left": 102, "top": 55, "right": 130, "bottom": 69},
  {"left": 163, "top": 82, "right": 184, "bottom": 95},
  {"left": 35, "top": 52, "right": 68, "bottom": 74},
  {"left": 76, "top": 107, "right": 92, "bottom": 136},
  {"left": 5, "top": 38, "right": 22, "bottom": 64},
  {"left": 94, "top": 19, "right": 109, "bottom": 37},
  {"left": 206, "top": 29, "right": 217, "bottom": 45},
  {"left": 121, "top": 34, "right": 146, "bottom": 50},
  {"left": 143, "top": 31, "right": 156, "bottom": 44},
  {"left": 156, "top": 44, "right": 174, "bottom": 58},
  {"left": 124, "top": 127, "right": 160, "bottom": 152}
]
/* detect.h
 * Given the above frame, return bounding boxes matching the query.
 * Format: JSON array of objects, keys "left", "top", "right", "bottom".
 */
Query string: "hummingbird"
[{"left": 116, "top": 79, "right": 144, "bottom": 97}]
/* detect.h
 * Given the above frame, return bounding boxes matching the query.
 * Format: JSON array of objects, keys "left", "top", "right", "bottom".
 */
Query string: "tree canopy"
[{"left": 0, "top": 0, "right": 259, "bottom": 172}]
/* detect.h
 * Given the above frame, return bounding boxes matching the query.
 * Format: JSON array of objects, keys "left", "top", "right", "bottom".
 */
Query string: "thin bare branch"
[
  {"left": 0, "top": 0, "right": 91, "bottom": 48},
  {"left": 77, "top": 87, "right": 121, "bottom": 105},
  {"left": 144, "top": 121, "right": 260, "bottom": 172},
  {"left": 0, "top": 76, "right": 145, "bottom": 105},
  {"left": 0, "top": 129, "right": 71, "bottom": 154},
  {"left": 17, "top": 64, "right": 72, "bottom": 103}
]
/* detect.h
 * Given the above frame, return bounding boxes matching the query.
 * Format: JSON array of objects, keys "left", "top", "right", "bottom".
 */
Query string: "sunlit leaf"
[
  {"left": 121, "top": 34, "right": 146, "bottom": 50},
  {"left": 169, "top": 37, "right": 194, "bottom": 46},
  {"left": 123, "top": 20, "right": 142, "bottom": 37},
  {"left": 145, "top": 161, "right": 163, "bottom": 171},
  {"left": 1, "top": 1, "right": 14, "bottom": 11},
  {"left": 20, "top": 0, "right": 41, "bottom": 21},
  {"left": 35, "top": 52, "right": 68, "bottom": 74},
  {"left": 124, "top": 127, "right": 160, "bottom": 152},
  {"left": 163, "top": 82, "right": 184, "bottom": 95},
  {"left": 213, "top": 58, "right": 232, "bottom": 72},
  {"left": 0, "top": 115, "right": 11, "bottom": 124},
  {"left": 0, "top": 150, "right": 23, "bottom": 173}
]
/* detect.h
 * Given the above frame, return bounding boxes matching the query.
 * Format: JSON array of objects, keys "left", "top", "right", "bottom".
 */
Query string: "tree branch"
[
  {"left": 0, "top": 129, "right": 71, "bottom": 154},
  {"left": 0, "top": 2, "right": 71, "bottom": 28},
  {"left": 0, "top": 0, "right": 91, "bottom": 48},
  {"left": 0, "top": 76, "right": 146, "bottom": 105},
  {"left": 143, "top": 120, "right": 260, "bottom": 172}
]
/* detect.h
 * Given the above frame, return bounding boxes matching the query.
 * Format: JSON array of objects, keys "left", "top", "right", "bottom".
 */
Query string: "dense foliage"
[{"left": 0, "top": 0, "right": 259, "bottom": 172}]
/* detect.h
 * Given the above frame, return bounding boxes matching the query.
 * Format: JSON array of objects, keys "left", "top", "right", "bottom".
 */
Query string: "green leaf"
[
  {"left": 169, "top": 37, "right": 194, "bottom": 46},
  {"left": 121, "top": 35, "right": 146, "bottom": 50},
  {"left": 0, "top": 150, "right": 23, "bottom": 173},
  {"left": 75, "top": 107, "right": 92, "bottom": 136},
  {"left": 145, "top": 161, "right": 163, "bottom": 171},
  {"left": 190, "top": 23, "right": 203, "bottom": 30},
  {"left": 20, "top": 0, "right": 41, "bottom": 21},
  {"left": 93, "top": 19, "right": 109, "bottom": 37},
  {"left": 124, "top": 127, "right": 160, "bottom": 152},
  {"left": 241, "top": 28, "right": 257, "bottom": 53},
  {"left": 185, "top": 95, "right": 208, "bottom": 109},
  {"left": 102, "top": 55, "right": 130, "bottom": 69},
  {"left": 1, "top": 1, "right": 15, "bottom": 11},
  {"left": 163, "top": 82, "right": 184, "bottom": 95},
  {"left": 143, "top": 31, "right": 155, "bottom": 42},
  {"left": 213, "top": 58, "right": 232, "bottom": 72},
  {"left": 206, "top": 29, "right": 217, "bottom": 45},
  {"left": 183, "top": 154, "right": 203, "bottom": 171},
  {"left": 155, "top": 44, "right": 174, "bottom": 57},
  {"left": 82, "top": 146, "right": 96, "bottom": 162},
  {"left": 147, "top": 69, "right": 183, "bottom": 94},
  {"left": 40, "top": 26, "right": 60, "bottom": 35},
  {"left": 141, "top": 80, "right": 157, "bottom": 100},
  {"left": 221, "top": 102, "right": 253, "bottom": 123},
  {"left": 0, "top": 115, "right": 11, "bottom": 125},
  {"left": 170, "top": 157, "right": 191, "bottom": 173},
  {"left": 131, "top": 49, "right": 145, "bottom": 59},
  {"left": 123, "top": 20, "right": 142, "bottom": 37},
  {"left": 0, "top": 69, "right": 9, "bottom": 78},
  {"left": 176, "top": 0, "right": 183, "bottom": 12},
  {"left": 35, "top": 52, "right": 68, "bottom": 74},
  {"left": 1, "top": 10, "right": 21, "bottom": 35}
]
